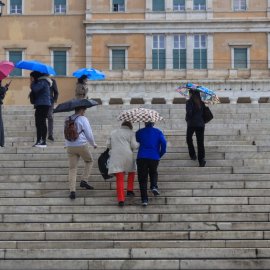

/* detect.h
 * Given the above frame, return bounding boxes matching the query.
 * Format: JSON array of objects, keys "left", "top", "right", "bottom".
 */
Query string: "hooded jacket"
[{"left": 31, "top": 76, "right": 52, "bottom": 107}]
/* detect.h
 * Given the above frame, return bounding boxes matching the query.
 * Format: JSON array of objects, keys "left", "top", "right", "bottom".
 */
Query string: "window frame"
[
  {"left": 9, "top": 0, "right": 23, "bottom": 15},
  {"left": 152, "top": 0, "right": 165, "bottom": 12},
  {"left": 193, "top": 34, "right": 207, "bottom": 69},
  {"left": 7, "top": 49, "right": 24, "bottom": 77},
  {"left": 51, "top": 49, "right": 68, "bottom": 76},
  {"left": 173, "top": 34, "right": 187, "bottom": 69},
  {"left": 111, "top": 0, "right": 125, "bottom": 12},
  {"left": 232, "top": 47, "right": 250, "bottom": 69},
  {"left": 53, "top": 0, "right": 67, "bottom": 14},
  {"left": 152, "top": 34, "right": 166, "bottom": 70},
  {"left": 232, "top": 0, "right": 247, "bottom": 11},
  {"left": 173, "top": 0, "right": 186, "bottom": 11},
  {"left": 193, "top": 0, "right": 206, "bottom": 11},
  {"left": 109, "top": 47, "right": 128, "bottom": 70}
]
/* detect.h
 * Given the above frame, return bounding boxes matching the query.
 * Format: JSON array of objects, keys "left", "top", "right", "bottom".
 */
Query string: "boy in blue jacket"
[{"left": 136, "top": 122, "right": 167, "bottom": 206}]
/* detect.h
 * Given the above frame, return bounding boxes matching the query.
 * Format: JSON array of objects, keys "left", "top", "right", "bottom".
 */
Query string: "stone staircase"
[{"left": 1, "top": 104, "right": 270, "bottom": 269}]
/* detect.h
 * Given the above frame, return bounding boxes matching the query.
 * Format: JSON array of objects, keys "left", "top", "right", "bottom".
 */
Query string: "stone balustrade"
[{"left": 88, "top": 80, "right": 270, "bottom": 105}]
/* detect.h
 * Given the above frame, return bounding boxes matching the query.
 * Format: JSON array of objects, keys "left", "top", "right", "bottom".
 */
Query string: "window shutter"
[
  {"left": 152, "top": 49, "right": 159, "bottom": 69},
  {"left": 55, "top": 0, "right": 66, "bottom": 5},
  {"left": 11, "top": 0, "right": 22, "bottom": 5},
  {"left": 153, "top": 0, "right": 165, "bottom": 11},
  {"left": 180, "top": 49, "right": 187, "bottom": 69},
  {"left": 159, "top": 49, "right": 166, "bottom": 69},
  {"left": 194, "top": 49, "right": 200, "bottom": 69},
  {"left": 54, "top": 51, "right": 67, "bottom": 76},
  {"left": 234, "top": 48, "right": 247, "bottom": 68},
  {"left": 173, "top": 49, "right": 180, "bottom": 69},
  {"left": 112, "top": 50, "right": 125, "bottom": 70},
  {"left": 9, "top": 51, "right": 22, "bottom": 77},
  {"left": 113, "top": 0, "right": 124, "bottom": 4},
  {"left": 201, "top": 49, "right": 207, "bottom": 69}
]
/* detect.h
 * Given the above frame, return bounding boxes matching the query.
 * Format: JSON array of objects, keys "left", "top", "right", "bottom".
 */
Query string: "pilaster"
[
  {"left": 146, "top": 0, "right": 152, "bottom": 11},
  {"left": 186, "top": 34, "right": 194, "bottom": 69},
  {"left": 146, "top": 34, "right": 152, "bottom": 70},
  {"left": 86, "top": 0, "right": 92, "bottom": 20},
  {"left": 207, "top": 34, "right": 214, "bottom": 70},
  {"left": 86, "top": 35, "right": 92, "bottom": 67},
  {"left": 166, "top": 35, "right": 173, "bottom": 70}
]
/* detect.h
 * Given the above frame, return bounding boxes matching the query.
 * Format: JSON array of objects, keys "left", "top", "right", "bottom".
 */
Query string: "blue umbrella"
[
  {"left": 53, "top": 98, "right": 99, "bottom": 113},
  {"left": 15, "top": 60, "right": 56, "bottom": 75},
  {"left": 73, "top": 68, "right": 106, "bottom": 80}
]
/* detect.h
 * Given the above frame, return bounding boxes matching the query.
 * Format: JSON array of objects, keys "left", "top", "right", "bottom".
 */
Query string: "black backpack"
[{"left": 98, "top": 148, "right": 113, "bottom": 180}]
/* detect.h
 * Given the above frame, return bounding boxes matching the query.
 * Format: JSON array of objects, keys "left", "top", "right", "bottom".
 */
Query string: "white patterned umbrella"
[{"left": 118, "top": 108, "right": 163, "bottom": 123}]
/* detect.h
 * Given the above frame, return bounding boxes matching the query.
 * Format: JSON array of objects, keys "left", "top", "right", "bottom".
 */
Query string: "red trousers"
[{"left": 115, "top": 172, "right": 135, "bottom": 202}]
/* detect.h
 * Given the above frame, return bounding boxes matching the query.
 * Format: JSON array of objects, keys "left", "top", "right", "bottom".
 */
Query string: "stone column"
[
  {"left": 122, "top": 98, "right": 131, "bottom": 105},
  {"left": 166, "top": 35, "right": 173, "bottom": 70},
  {"left": 251, "top": 97, "right": 259, "bottom": 104},
  {"left": 229, "top": 97, "right": 238, "bottom": 104},
  {"left": 102, "top": 97, "right": 110, "bottom": 106},
  {"left": 186, "top": 34, "right": 193, "bottom": 69},
  {"left": 86, "top": 0, "right": 92, "bottom": 20},
  {"left": 207, "top": 34, "right": 214, "bottom": 70},
  {"left": 186, "top": 0, "right": 193, "bottom": 10},
  {"left": 144, "top": 98, "right": 152, "bottom": 105},
  {"left": 166, "top": 0, "right": 173, "bottom": 11},
  {"left": 268, "top": 33, "right": 270, "bottom": 69},
  {"left": 146, "top": 34, "right": 152, "bottom": 70},
  {"left": 86, "top": 35, "right": 92, "bottom": 67},
  {"left": 206, "top": 0, "right": 213, "bottom": 19},
  {"left": 146, "top": 0, "right": 152, "bottom": 11}
]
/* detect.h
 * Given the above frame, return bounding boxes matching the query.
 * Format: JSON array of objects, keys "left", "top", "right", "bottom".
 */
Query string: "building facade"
[
  {"left": 1, "top": 0, "right": 270, "bottom": 105},
  {"left": 85, "top": 0, "right": 270, "bottom": 104},
  {"left": 0, "top": 0, "right": 85, "bottom": 105}
]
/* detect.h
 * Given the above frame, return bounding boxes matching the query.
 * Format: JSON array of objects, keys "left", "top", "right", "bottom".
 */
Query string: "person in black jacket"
[
  {"left": 185, "top": 90, "right": 206, "bottom": 167},
  {"left": 47, "top": 78, "right": 59, "bottom": 142},
  {"left": 0, "top": 80, "right": 10, "bottom": 147}
]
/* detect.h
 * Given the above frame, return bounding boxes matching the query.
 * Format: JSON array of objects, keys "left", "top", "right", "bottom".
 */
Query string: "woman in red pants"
[{"left": 107, "top": 121, "right": 139, "bottom": 207}]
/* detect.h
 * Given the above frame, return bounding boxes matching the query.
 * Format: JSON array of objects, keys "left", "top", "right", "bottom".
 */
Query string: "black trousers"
[
  {"left": 186, "top": 126, "right": 205, "bottom": 162},
  {"left": 136, "top": 158, "right": 159, "bottom": 202},
  {"left": 35, "top": 105, "right": 50, "bottom": 142}
]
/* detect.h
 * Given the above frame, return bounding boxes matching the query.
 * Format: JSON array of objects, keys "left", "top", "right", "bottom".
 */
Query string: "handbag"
[
  {"left": 28, "top": 91, "right": 35, "bottom": 105},
  {"left": 203, "top": 106, "right": 213, "bottom": 123},
  {"left": 98, "top": 148, "right": 113, "bottom": 180}
]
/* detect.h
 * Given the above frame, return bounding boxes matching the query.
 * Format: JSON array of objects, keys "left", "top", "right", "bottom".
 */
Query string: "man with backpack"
[{"left": 65, "top": 106, "right": 97, "bottom": 199}]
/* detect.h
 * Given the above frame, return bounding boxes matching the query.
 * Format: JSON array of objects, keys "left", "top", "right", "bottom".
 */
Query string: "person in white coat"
[{"left": 107, "top": 121, "right": 139, "bottom": 207}]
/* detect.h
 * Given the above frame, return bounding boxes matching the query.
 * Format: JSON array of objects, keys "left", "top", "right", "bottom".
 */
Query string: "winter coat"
[
  {"left": 106, "top": 126, "right": 139, "bottom": 174},
  {"left": 50, "top": 78, "right": 59, "bottom": 104},
  {"left": 75, "top": 83, "right": 88, "bottom": 99},
  {"left": 31, "top": 76, "right": 52, "bottom": 107},
  {"left": 136, "top": 125, "right": 167, "bottom": 160},
  {"left": 185, "top": 99, "right": 205, "bottom": 128}
]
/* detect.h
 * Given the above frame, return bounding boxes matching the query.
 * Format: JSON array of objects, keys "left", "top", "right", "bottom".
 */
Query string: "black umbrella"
[{"left": 53, "top": 98, "right": 99, "bottom": 113}]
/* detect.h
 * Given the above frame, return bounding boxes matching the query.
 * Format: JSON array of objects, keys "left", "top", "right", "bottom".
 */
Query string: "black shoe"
[
  {"left": 118, "top": 201, "right": 124, "bottom": 207},
  {"left": 35, "top": 140, "right": 47, "bottom": 148},
  {"left": 142, "top": 200, "right": 148, "bottom": 207},
  {"left": 48, "top": 135, "right": 54, "bottom": 142},
  {"left": 80, "top": 180, "right": 94, "bottom": 190},
  {"left": 151, "top": 188, "right": 160, "bottom": 196},
  {"left": 190, "top": 155, "right": 197, "bottom": 161},
  {"left": 199, "top": 159, "right": 206, "bottom": 167},
  {"left": 127, "top": 191, "right": 135, "bottom": 197},
  {"left": 69, "top": 191, "right": 76, "bottom": 200}
]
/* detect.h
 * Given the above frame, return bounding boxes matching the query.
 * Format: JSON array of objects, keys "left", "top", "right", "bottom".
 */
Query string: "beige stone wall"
[
  {"left": 213, "top": 0, "right": 267, "bottom": 18},
  {"left": 214, "top": 33, "right": 268, "bottom": 70}
]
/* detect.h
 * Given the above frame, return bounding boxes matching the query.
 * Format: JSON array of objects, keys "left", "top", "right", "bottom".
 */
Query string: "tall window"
[
  {"left": 233, "top": 0, "right": 247, "bottom": 11},
  {"left": 111, "top": 49, "right": 126, "bottom": 70},
  {"left": 194, "top": 34, "right": 207, "bottom": 69},
  {"left": 10, "top": 0, "right": 22, "bottom": 14},
  {"left": 173, "top": 0, "right": 185, "bottom": 11},
  {"left": 193, "top": 0, "right": 206, "bottom": 10},
  {"left": 173, "top": 35, "right": 186, "bottom": 69},
  {"left": 234, "top": 48, "right": 248, "bottom": 68},
  {"left": 54, "top": 0, "right": 66, "bottom": 14},
  {"left": 112, "top": 0, "right": 125, "bottom": 12},
  {"left": 8, "top": 51, "right": 22, "bottom": 76},
  {"left": 152, "top": 35, "right": 166, "bottom": 70},
  {"left": 152, "top": 0, "right": 165, "bottom": 11},
  {"left": 53, "top": 50, "right": 67, "bottom": 76}
]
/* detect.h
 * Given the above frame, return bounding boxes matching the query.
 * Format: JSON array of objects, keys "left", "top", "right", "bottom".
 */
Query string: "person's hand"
[{"left": 93, "top": 143, "right": 98, "bottom": 149}]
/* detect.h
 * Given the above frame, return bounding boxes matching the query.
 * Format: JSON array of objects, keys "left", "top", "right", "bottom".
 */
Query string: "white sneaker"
[{"left": 35, "top": 140, "right": 47, "bottom": 148}]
